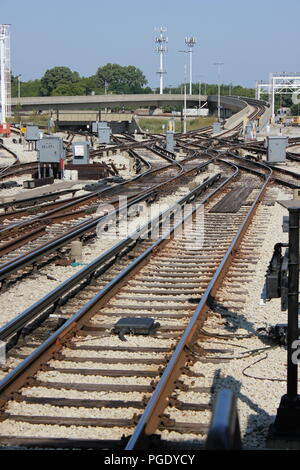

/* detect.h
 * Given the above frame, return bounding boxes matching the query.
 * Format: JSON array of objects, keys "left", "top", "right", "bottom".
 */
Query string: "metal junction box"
[
  {"left": 25, "top": 125, "right": 40, "bottom": 141},
  {"left": 92, "top": 121, "right": 99, "bottom": 134},
  {"left": 166, "top": 131, "right": 175, "bottom": 153},
  {"left": 245, "top": 121, "right": 254, "bottom": 141},
  {"left": 212, "top": 122, "right": 222, "bottom": 135},
  {"left": 72, "top": 141, "right": 90, "bottom": 164},
  {"left": 98, "top": 122, "right": 111, "bottom": 144},
  {"left": 267, "top": 136, "right": 288, "bottom": 163},
  {"left": 37, "top": 137, "right": 65, "bottom": 163}
]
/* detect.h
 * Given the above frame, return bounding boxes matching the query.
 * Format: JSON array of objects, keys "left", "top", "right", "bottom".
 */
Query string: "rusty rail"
[{"left": 125, "top": 159, "right": 272, "bottom": 449}]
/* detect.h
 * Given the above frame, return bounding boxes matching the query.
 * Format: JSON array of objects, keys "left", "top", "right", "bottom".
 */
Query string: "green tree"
[
  {"left": 95, "top": 63, "right": 147, "bottom": 94},
  {"left": 77, "top": 75, "right": 100, "bottom": 95},
  {"left": 52, "top": 83, "right": 85, "bottom": 96},
  {"left": 40, "top": 66, "right": 80, "bottom": 96},
  {"left": 11, "top": 76, "right": 42, "bottom": 97}
]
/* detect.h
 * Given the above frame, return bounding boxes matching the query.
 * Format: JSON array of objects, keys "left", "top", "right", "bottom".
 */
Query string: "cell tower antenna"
[
  {"left": 185, "top": 36, "right": 197, "bottom": 95},
  {"left": 0, "top": 24, "right": 11, "bottom": 124},
  {"left": 155, "top": 26, "right": 168, "bottom": 95}
]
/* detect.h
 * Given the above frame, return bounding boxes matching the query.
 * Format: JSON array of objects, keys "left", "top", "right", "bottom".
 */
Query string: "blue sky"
[{"left": 2, "top": 0, "right": 300, "bottom": 88}]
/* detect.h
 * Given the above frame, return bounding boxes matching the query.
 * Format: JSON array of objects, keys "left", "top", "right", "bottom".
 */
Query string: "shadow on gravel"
[
  {"left": 210, "top": 369, "right": 275, "bottom": 449},
  {"left": 210, "top": 301, "right": 276, "bottom": 348}
]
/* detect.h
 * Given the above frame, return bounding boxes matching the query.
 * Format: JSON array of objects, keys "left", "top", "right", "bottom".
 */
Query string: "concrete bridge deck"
[{"left": 12, "top": 94, "right": 206, "bottom": 111}]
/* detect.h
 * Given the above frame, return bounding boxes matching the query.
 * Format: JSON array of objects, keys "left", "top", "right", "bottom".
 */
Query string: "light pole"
[
  {"left": 185, "top": 37, "right": 197, "bottom": 95},
  {"left": 16, "top": 74, "right": 21, "bottom": 99},
  {"left": 178, "top": 52, "right": 188, "bottom": 133},
  {"left": 184, "top": 84, "right": 187, "bottom": 133},
  {"left": 198, "top": 74, "right": 204, "bottom": 111},
  {"left": 214, "top": 62, "right": 224, "bottom": 122}
]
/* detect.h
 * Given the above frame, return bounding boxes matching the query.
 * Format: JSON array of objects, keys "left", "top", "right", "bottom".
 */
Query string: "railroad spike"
[
  {"left": 168, "top": 396, "right": 180, "bottom": 407},
  {"left": 174, "top": 380, "right": 189, "bottom": 391},
  {"left": 159, "top": 414, "right": 176, "bottom": 428}
]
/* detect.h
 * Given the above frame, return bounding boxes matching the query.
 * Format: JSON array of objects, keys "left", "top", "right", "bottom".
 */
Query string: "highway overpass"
[
  {"left": 11, "top": 94, "right": 258, "bottom": 131},
  {"left": 11, "top": 93, "right": 207, "bottom": 112}
]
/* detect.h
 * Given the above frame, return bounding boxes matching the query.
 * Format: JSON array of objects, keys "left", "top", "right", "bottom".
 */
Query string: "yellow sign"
[{"left": 21, "top": 127, "right": 26, "bottom": 134}]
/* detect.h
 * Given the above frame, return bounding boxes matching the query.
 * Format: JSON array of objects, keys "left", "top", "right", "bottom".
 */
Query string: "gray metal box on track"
[
  {"left": 166, "top": 131, "right": 175, "bottom": 152},
  {"left": 37, "top": 137, "right": 65, "bottom": 163},
  {"left": 212, "top": 122, "right": 222, "bottom": 135},
  {"left": 98, "top": 122, "right": 111, "bottom": 144},
  {"left": 91, "top": 121, "right": 99, "bottom": 134},
  {"left": 267, "top": 136, "right": 288, "bottom": 163},
  {"left": 72, "top": 141, "right": 90, "bottom": 164},
  {"left": 25, "top": 125, "right": 40, "bottom": 141}
]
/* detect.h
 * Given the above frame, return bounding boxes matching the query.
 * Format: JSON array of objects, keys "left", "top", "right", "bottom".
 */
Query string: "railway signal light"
[{"left": 268, "top": 200, "right": 300, "bottom": 445}]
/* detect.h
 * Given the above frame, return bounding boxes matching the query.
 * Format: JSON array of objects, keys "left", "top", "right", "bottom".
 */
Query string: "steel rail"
[
  {"left": 0, "top": 148, "right": 184, "bottom": 229},
  {"left": 0, "top": 142, "right": 184, "bottom": 230},
  {"left": 0, "top": 187, "right": 86, "bottom": 212},
  {"left": 179, "top": 133, "right": 300, "bottom": 188},
  {"left": 0, "top": 157, "right": 212, "bottom": 283},
  {"left": 126, "top": 158, "right": 272, "bottom": 450},
  {"left": 0, "top": 173, "right": 223, "bottom": 344},
  {"left": 0, "top": 145, "right": 191, "bottom": 227},
  {"left": 0, "top": 189, "right": 161, "bottom": 283},
  {"left": 225, "top": 151, "right": 300, "bottom": 188},
  {"left": 0, "top": 150, "right": 154, "bottom": 226},
  {"left": 0, "top": 161, "right": 238, "bottom": 410}
]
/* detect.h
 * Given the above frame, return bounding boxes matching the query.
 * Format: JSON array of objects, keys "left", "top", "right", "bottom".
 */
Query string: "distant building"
[{"left": 172, "top": 108, "right": 209, "bottom": 117}]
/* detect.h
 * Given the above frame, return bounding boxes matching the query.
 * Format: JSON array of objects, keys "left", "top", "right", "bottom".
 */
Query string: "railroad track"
[
  {"left": 0, "top": 156, "right": 273, "bottom": 449},
  {"left": 0, "top": 145, "right": 168, "bottom": 226},
  {"left": 176, "top": 128, "right": 300, "bottom": 189},
  {"left": 0, "top": 145, "right": 23, "bottom": 180},
  {"left": 0, "top": 98, "right": 296, "bottom": 450},
  {"left": 0, "top": 149, "right": 217, "bottom": 289}
]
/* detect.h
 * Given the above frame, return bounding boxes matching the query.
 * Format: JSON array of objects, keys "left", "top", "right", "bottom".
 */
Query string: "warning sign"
[{"left": 74, "top": 145, "right": 85, "bottom": 157}]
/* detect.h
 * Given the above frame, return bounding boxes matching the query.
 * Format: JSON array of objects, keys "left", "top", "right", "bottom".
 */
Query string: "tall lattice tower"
[{"left": 0, "top": 24, "right": 11, "bottom": 123}]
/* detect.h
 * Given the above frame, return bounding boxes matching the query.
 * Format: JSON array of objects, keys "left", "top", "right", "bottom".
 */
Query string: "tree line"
[
  {"left": 11, "top": 64, "right": 151, "bottom": 97},
  {"left": 11, "top": 63, "right": 257, "bottom": 100}
]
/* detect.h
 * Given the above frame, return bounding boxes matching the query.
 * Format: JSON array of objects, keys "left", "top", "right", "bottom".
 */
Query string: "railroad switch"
[{"left": 112, "top": 317, "right": 160, "bottom": 342}]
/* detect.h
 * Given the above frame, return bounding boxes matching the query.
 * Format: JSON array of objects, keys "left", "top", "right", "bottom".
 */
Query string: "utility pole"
[
  {"left": 155, "top": 27, "right": 168, "bottom": 95},
  {"left": 178, "top": 52, "right": 188, "bottom": 133},
  {"left": 198, "top": 74, "right": 204, "bottom": 110},
  {"left": 184, "top": 64, "right": 187, "bottom": 133},
  {"left": 0, "top": 24, "right": 11, "bottom": 124},
  {"left": 17, "top": 74, "right": 21, "bottom": 99},
  {"left": 185, "top": 36, "right": 197, "bottom": 95},
  {"left": 214, "top": 62, "right": 224, "bottom": 122}
]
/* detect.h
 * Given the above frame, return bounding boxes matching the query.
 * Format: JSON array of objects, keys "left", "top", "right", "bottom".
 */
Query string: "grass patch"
[
  {"left": 137, "top": 116, "right": 215, "bottom": 134},
  {"left": 8, "top": 114, "right": 50, "bottom": 128}
]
